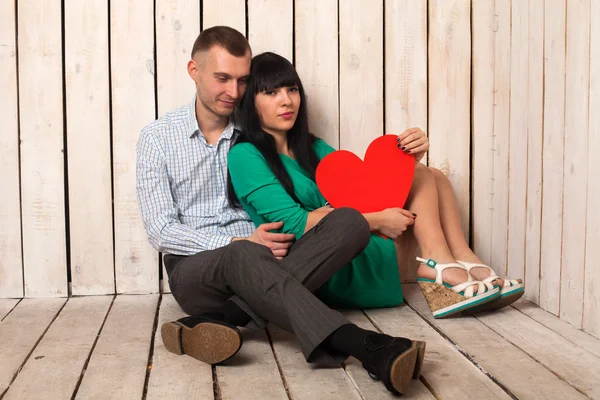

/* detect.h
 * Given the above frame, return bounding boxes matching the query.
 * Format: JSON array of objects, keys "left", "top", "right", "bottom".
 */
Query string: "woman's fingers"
[
  {"left": 397, "top": 128, "right": 426, "bottom": 145},
  {"left": 397, "top": 208, "right": 417, "bottom": 219},
  {"left": 409, "top": 143, "right": 430, "bottom": 155},
  {"left": 397, "top": 132, "right": 422, "bottom": 147},
  {"left": 397, "top": 127, "right": 420, "bottom": 141},
  {"left": 401, "top": 137, "right": 428, "bottom": 152}
]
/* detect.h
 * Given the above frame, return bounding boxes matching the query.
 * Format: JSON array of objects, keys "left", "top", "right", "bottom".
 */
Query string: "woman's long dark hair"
[{"left": 227, "top": 52, "right": 320, "bottom": 207}]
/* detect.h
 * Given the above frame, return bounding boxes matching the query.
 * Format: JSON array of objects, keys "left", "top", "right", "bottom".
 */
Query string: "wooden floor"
[{"left": 1, "top": 284, "right": 599, "bottom": 400}]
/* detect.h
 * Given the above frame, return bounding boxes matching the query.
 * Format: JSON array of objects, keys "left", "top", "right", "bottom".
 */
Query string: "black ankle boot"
[
  {"left": 361, "top": 334, "right": 425, "bottom": 395},
  {"left": 162, "top": 313, "right": 242, "bottom": 365}
]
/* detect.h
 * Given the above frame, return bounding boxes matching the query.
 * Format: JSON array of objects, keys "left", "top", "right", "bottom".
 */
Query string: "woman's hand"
[
  {"left": 397, "top": 128, "right": 429, "bottom": 163},
  {"left": 364, "top": 208, "right": 416, "bottom": 239}
]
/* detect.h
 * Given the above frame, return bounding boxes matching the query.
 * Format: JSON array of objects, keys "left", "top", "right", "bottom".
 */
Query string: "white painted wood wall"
[{"left": 1, "top": 0, "right": 598, "bottom": 339}]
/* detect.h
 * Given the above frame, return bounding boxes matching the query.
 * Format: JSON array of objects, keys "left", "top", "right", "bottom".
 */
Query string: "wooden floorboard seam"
[
  {"left": 510, "top": 304, "right": 600, "bottom": 359},
  {"left": 403, "top": 300, "right": 519, "bottom": 400},
  {"left": 0, "top": 299, "right": 67, "bottom": 399},
  {"left": 69, "top": 295, "right": 116, "bottom": 400},
  {"left": 418, "top": 376, "right": 441, "bottom": 400},
  {"left": 475, "top": 313, "right": 592, "bottom": 399},
  {"left": 340, "top": 362, "right": 367, "bottom": 400},
  {"left": 212, "top": 365, "right": 221, "bottom": 400},
  {"left": 0, "top": 300, "right": 22, "bottom": 323},
  {"left": 265, "top": 328, "right": 293, "bottom": 400},
  {"left": 141, "top": 294, "right": 163, "bottom": 400}
]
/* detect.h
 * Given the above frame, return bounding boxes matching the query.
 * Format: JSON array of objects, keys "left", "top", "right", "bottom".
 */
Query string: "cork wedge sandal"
[
  {"left": 415, "top": 257, "right": 501, "bottom": 319},
  {"left": 457, "top": 261, "right": 524, "bottom": 314}
]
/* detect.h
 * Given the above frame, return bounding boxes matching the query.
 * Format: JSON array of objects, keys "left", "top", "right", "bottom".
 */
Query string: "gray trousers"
[{"left": 164, "top": 208, "right": 371, "bottom": 363}]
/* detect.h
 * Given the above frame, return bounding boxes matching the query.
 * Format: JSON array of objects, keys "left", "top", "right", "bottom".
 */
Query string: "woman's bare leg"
[
  {"left": 428, "top": 167, "right": 522, "bottom": 286},
  {"left": 403, "top": 163, "right": 473, "bottom": 287}
]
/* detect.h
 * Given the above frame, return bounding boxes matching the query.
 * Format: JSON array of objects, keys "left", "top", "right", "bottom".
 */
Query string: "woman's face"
[{"left": 254, "top": 85, "right": 301, "bottom": 136}]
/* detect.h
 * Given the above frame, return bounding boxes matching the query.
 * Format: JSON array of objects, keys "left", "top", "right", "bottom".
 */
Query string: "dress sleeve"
[{"left": 228, "top": 144, "right": 309, "bottom": 238}]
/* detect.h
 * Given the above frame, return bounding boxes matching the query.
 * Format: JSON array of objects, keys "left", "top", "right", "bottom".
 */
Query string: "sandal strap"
[
  {"left": 504, "top": 279, "right": 522, "bottom": 287},
  {"left": 417, "top": 257, "right": 491, "bottom": 298},
  {"left": 416, "top": 257, "right": 466, "bottom": 285},
  {"left": 452, "top": 280, "right": 486, "bottom": 299},
  {"left": 456, "top": 260, "right": 494, "bottom": 273},
  {"left": 457, "top": 260, "right": 500, "bottom": 289}
]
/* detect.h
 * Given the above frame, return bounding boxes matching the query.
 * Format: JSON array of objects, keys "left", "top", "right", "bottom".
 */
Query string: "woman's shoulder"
[
  {"left": 228, "top": 142, "right": 261, "bottom": 159},
  {"left": 312, "top": 137, "right": 336, "bottom": 158}
]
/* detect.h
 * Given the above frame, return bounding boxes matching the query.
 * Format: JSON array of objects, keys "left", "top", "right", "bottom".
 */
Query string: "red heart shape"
[{"left": 316, "top": 135, "right": 415, "bottom": 213}]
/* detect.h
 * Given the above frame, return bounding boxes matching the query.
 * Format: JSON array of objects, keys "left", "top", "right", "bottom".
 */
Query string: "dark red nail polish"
[{"left": 401, "top": 146, "right": 406, "bottom": 150}]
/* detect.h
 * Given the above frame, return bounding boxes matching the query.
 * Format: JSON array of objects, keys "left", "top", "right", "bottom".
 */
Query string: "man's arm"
[{"left": 136, "top": 129, "right": 236, "bottom": 255}]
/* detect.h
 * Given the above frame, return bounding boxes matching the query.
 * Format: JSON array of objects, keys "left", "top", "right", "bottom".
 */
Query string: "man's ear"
[{"left": 187, "top": 59, "right": 199, "bottom": 81}]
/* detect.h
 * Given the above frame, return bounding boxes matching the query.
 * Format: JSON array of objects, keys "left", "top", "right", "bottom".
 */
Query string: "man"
[{"left": 136, "top": 26, "right": 425, "bottom": 395}]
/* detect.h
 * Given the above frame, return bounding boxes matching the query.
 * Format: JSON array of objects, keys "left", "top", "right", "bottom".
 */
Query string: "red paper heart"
[{"left": 316, "top": 135, "right": 415, "bottom": 213}]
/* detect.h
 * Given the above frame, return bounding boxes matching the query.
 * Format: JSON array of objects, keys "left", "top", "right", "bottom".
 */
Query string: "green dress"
[{"left": 227, "top": 138, "right": 403, "bottom": 309}]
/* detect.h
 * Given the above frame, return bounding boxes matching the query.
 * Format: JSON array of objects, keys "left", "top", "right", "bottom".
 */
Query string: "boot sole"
[
  {"left": 161, "top": 321, "right": 242, "bottom": 365},
  {"left": 412, "top": 341, "right": 426, "bottom": 379},
  {"left": 389, "top": 346, "right": 419, "bottom": 394}
]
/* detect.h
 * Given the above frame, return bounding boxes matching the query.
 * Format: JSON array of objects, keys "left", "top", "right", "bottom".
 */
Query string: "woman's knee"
[
  {"left": 414, "top": 162, "right": 433, "bottom": 176},
  {"left": 412, "top": 162, "right": 436, "bottom": 187},
  {"left": 428, "top": 166, "right": 446, "bottom": 180}
]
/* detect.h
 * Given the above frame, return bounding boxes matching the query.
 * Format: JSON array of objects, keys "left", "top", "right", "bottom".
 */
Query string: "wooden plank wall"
[{"left": 1, "top": 0, "right": 598, "bottom": 338}]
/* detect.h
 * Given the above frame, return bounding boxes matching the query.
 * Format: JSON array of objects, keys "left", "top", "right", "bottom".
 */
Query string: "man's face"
[{"left": 189, "top": 45, "right": 251, "bottom": 118}]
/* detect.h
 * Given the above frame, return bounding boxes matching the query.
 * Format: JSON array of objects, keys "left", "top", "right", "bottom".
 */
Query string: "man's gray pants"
[{"left": 164, "top": 208, "right": 371, "bottom": 363}]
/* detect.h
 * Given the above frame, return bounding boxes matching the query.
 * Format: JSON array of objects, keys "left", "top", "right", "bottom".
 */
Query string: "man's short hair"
[{"left": 191, "top": 26, "right": 251, "bottom": 58}]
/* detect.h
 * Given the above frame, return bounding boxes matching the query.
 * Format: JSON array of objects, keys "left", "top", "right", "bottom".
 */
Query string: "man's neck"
[{"left": 195, "top": 99, "right": 229, "bottom": 145}]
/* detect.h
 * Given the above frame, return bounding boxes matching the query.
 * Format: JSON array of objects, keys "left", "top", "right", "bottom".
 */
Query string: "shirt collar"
[
  {"left": 186, "top": 97, "right": 200, "bottom": 138},
  {"left": 186, "top": 97, "right": 238, "bottom": 142}
]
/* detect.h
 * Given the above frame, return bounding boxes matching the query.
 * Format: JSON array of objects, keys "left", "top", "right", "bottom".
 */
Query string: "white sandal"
[
  {"left": 415, "top": 257, "right": 500, "bottom": 319},
  {"left": 456, "top": 261, "right": 525, "bottom": 313}
]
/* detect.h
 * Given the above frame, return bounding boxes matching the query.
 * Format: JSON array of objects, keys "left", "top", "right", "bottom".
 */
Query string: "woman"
[{"left": 227, "top": 52, "right": 523, "bottom": 318}]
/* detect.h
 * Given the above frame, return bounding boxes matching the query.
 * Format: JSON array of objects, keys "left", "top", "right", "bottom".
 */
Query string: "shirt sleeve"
[
  {"left": 136, "top": 128, "right": 234, "bottom": 255},
  {"left": 228, "top": 144, "right": 308, "bottom": 239}
]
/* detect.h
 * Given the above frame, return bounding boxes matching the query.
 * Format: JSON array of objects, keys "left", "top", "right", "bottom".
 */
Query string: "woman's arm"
[{"left": 229, "top": 144, "right": 315, "bottom": 238}]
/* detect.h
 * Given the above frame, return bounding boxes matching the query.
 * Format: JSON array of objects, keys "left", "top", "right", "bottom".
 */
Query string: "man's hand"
[
  {"left": 397, "top": 128, "right": 429, "bottom": 163},
  {"left": 375, "top": 208, "right": 416, "bottom": 239},
  {"left": 243, "top": 222, "right": 295, "bottom": 260}
]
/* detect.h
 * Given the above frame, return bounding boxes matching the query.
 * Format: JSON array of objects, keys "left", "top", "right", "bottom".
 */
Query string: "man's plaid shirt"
[{"left": 136, "top": 98, "right": 255, "bottom": 255}]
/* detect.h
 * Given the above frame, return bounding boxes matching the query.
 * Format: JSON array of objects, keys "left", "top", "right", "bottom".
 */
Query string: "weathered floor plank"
[
  {"left": 404, "top": 284, "right": 586, "bottom": 399},
  {"left": 365, "top": 304, "right": 511, "bottom": 399},
  {"left": 343, "top": 310, "right": 435, "bottom": 399},
  {"left": 218, "top": 328, "right": 288, "bottom": 400},
  {"left": 476, "top": 300, "right": 600, "bottom": 398},
  {"left": 146, "top": 294, "right": 213, "bottom": 400},
  {"left": 3, "top": 296, "right": 113, "bottom": 400},
  {"left": 268, "top": 325, "right": 362, "bottom": 400},
  {"left": 75, "top": 294, "right": 158, "bottom": 399},
  {"left": 512, "top": 299, "right": 600, "bottom": 357},
  {"left": 3, "top": 294, "right": 600, "bottom": 399},
  {"left": 0, "top": 298, "right": 65, "bottom": 395},
  {"left": 0, "top": 299, "right": 20, "bottom": 321}
]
